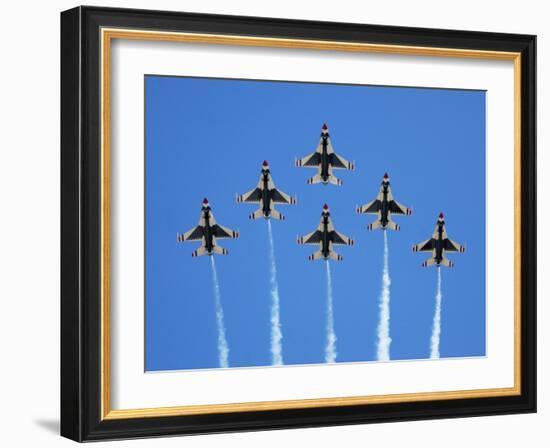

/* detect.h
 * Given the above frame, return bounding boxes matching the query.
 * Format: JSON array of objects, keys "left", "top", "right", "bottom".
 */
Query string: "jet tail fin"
[
  {"left": 308, "top": 250, "right": 324, "bottom": 261},
  {"left": 191, "top": 246, "right": 207, "bottom": 257},
  {"left": 367, "top": 220, "right": 400, "bottom": 231},
  {"left": 249, "top": 208, "right": 265, "bottom": 220},
  {"left": 328, "top": 175, "right": 343, "bottom": 186},
  {"left": 307, "top": 174, "right": 322, "bottom": 185},
  {"left": 385, "top": 220, "right": 400, "bottom": 231},
  {"left": 421, "top": 257, "right": 437, "bottom": 267},
  {"left": 270, "top": 209, "right": 285, "bottom": 221},
  {"left": 211, "top": 245, "right": 229, "bottom": 256},
  {"left": 367, "top": 220, "right": 382, "bottom": 231},
  {"left": 328, "top": 251, "right": 343, "bottom": 261},
  {"left": 440, "top": 257, "right": 454, "bottom": 268}
]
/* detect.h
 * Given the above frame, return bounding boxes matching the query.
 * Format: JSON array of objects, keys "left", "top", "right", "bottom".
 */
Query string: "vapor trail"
[
  {"left": 210, "top": 256, "right": 229, "bottom": 368},
  {"left": 376, "top": 230, "right": 392, "bottom": 361},
  {"left": 267, "top": 220, "right": 284, "bottom": 366},
  {"left": 430, "top": 267, "right": 443, "bottom": 359},
  {"left": 325, "top": 260, "right": 337, "bottom": 363}
]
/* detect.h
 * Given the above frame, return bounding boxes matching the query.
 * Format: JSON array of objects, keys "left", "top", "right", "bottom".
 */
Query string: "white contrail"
[
  {"left": 267, "top": 220, "right": 284, "bottom": 366},
  {"left": 376, "top": 230, "right": 392, "bottom": 361},
  {"left": 430, "top": 267, "right": 443, "bottom": 359},
  {"left": 210, "top": 256, "right": 229, "bottom": 368},
  {"left": 325, "top": 260, "right": 337, "bottom": 363}
]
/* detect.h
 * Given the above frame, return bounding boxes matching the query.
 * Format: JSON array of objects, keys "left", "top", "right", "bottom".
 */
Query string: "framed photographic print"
[{"left": 60, "top": 6, "right": 536, "bottom": 442}]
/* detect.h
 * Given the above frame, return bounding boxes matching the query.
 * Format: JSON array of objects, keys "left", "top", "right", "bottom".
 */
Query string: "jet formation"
[
  {"left": 412, "top": 213, "right": 465, "bottom": 268},
  {"left": 297, "top": 204, "right": 355, "bottom": 261},
  {"left": 178, "top": 123, "right": 465, "bottom": 267}
]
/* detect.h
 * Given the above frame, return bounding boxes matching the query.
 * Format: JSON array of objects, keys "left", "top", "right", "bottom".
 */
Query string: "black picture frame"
[{"left": 61, "top": 5, "right": 536, "bottom": 442}]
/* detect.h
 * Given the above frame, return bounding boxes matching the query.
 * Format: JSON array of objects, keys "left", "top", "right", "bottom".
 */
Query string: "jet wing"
[
  {"left": 297, "top": 152, "right": 321, "bottom": 167},
  {"left": 300, "top": 230, "right": 323, "bottom": 245},
  {"left": 238, "top": 187, "right": 262, "bottom": 203},
  {"left": 357, "top": 199, "right": 381, "bottom": 214},
  {"left": 444, "top": 238, "right": 465, "bottom": 252},
  {"left": 413, "top": 238, "right": 435, "bottom": 252},
  {"left": 329, "top": 153, "right": 353, "bottom": 170},
  {"left": 389, "top": 200, "right": 411, "bottom": 215},
  {"left": 330, "top": 230, "right": 353, "bottom": 246},
  {"left": 180, "top": 225, "right": 204, "bottom": 241},
  {"left": 212, "top": 224, "right": 238, "bottom": 239},
  {"left": 271, "top": 188, "right": 295, "bottom": 204}
]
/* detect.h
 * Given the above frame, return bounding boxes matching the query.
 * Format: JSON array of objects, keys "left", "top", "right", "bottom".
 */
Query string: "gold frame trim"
[{"left": 100, "top": 28, "right": 522, "bottom": 420}]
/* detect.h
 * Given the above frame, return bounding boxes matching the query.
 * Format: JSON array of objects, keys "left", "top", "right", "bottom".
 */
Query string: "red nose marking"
[
  {"left": 323, "top": 204, "right": 329, "bottom": 210},
  {"left": 322, "top": 123, "right": 328, "bottom": 130},
  {"left": 263, "top": 160, "right": 269, "bottom": 166},
  {"left": 203, "top": 198, "right": 209, "bottom": 204},
  {"left": 439, "top": 212, "right": 444, "bottom": 219},
  {"left": 383, "top": 172, "right": 389, "bottom": 179}
]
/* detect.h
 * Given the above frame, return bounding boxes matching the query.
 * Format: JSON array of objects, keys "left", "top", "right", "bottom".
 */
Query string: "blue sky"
[{"left": 144, "top": 75, "right": 486, "bottom": 371}]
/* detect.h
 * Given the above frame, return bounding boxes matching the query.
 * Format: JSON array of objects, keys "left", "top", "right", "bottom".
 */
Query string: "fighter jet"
[
  {"left": 412, "top": 213, "right": 465, "bottom": 267},
  {"left": 297, "top": 204, "right": 354, "bottom": 261},
  {"left": 236, "top": 160, "right": 297, "bottom": 220},
  {"left": 295, "top": 123, "right": 355, "bottom": 186},
  {"left": 177, "top": 198, "right": 239, "bottom": 257},
  {"left": 356, "top": 173, "right": 412, "bottom": 231}
]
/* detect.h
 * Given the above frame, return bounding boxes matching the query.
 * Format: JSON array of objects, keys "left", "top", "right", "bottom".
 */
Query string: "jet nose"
[
  {"left": 202, "top": 198, "right": 209, "bottom": 207},
  {"left": 439, "top": 212, "right": 444, "bottom": 219},
  {"left": 262, "top": 160, "right": 269, "bottom": 167}
]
